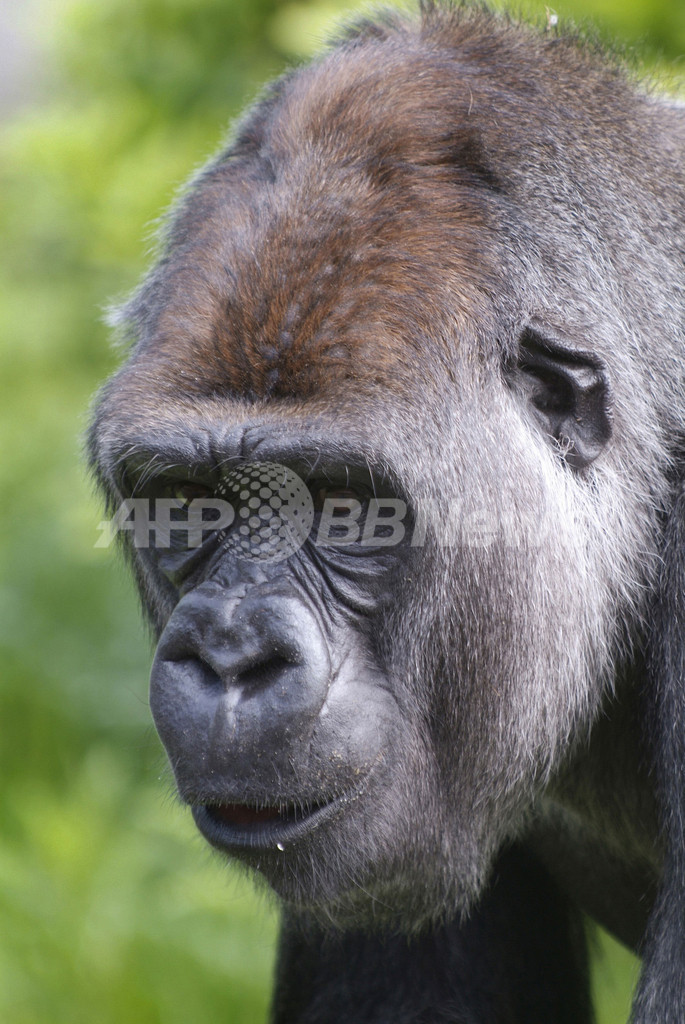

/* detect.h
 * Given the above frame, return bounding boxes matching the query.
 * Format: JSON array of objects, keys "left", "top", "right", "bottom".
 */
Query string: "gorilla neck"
[{"left": 531, "top": 676, "right": 660, "bottom": 950}]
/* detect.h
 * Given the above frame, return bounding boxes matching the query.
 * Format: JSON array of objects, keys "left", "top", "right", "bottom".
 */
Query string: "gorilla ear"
[{"left": 515, "top": 325, "right": 613, "bottom": 469}]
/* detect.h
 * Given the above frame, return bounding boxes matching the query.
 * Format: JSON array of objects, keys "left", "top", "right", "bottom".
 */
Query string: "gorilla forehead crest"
[
  {"left": 91, "top": 5, "right": 684, "bottom": 1023},
  {"left": 125, "top": 25, "right": 521, "bottom": 402}
]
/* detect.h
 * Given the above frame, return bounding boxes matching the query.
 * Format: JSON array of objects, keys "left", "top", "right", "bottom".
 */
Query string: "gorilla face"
[{"left": 90, "top": 352, "right": 630, "bottom": 929}]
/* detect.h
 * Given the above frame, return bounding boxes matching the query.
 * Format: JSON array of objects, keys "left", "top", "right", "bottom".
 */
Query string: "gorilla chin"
[{"left": 89, "top": 4, "right": 685, "bottom": 1022}]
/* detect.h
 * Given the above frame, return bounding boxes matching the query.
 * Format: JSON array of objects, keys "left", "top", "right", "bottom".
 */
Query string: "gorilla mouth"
[
  {"left": 209, "top": 802, "right": 287, "bottom": 826},
  {"left": 192, "top": 796, "right": 341, "bottom": 850}
]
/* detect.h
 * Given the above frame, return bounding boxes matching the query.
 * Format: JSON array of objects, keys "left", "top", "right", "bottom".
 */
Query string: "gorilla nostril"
[
  {"left": 162, "top": 651, "right": 224, "bottom": 691},
  {"left": 238, "top": 653, "right": 294, "bottom": 690},
  {"left": 196, "top": 659, "right": 223, "bottom": 690}
]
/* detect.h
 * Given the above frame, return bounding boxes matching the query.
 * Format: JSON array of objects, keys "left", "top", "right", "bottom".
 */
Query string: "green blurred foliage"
[{"left": 0, "top": 0, "right": 680, "bottom": 1021}]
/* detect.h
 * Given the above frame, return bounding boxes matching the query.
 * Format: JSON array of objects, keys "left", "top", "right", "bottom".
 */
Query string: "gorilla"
[{"left": 88, "top": 4, "right": 685, "bottom": 1022}]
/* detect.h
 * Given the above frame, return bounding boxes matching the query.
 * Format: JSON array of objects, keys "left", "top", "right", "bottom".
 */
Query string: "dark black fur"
[
  {"left": 89, "top": 4, "right": 684, "bottom": 1021},
  {"left": 632, "top": 477, "right": 685, "bottom": 1020}
]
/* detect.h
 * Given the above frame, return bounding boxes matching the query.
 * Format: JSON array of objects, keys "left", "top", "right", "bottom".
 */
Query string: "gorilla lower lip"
[{"left": 193, "top": 797, "right": 339, "bottom": 849}]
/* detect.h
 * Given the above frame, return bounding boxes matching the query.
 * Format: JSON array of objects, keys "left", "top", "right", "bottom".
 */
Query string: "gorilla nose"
[
  {"left": 149, "top": 589, "right": 331, "bottom": 770},
  {"left": 149, "top": 587, "right": 332, "bottom": 783},
  {"left": 170, "top": 605, "right": 302, "bottom": 691}
]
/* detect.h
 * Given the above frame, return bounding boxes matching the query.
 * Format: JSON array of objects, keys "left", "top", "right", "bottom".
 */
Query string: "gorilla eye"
[
  {"left": 313, "top": 486, "right": 363, "bottom": 511},
  {"left": 165, "top": 481, "right": 214, "bottom": 507}
]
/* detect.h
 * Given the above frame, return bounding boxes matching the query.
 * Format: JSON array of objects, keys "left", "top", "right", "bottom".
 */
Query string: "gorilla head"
[{"left": 89, "top": 5, "right": 684, "bottom": 1021}]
